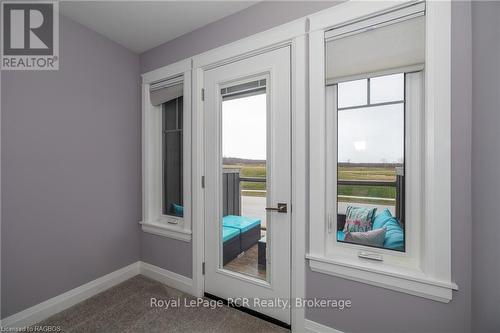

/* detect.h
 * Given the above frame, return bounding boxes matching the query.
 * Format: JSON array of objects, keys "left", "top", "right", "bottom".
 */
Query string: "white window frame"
[
  {"left": 307, "top": 1, "right": 458, "bottom": 302},
  {"left": 141, "top": 59, "right": 192, "bottom": 242},
  {"left": 325, "top": 72, "right": 421, "bottom": 266}
]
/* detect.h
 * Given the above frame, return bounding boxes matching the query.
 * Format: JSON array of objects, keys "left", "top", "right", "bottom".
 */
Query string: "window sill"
[
  {"left": 306, "top": 254, "right": 458, "bottom": 303},
  {"left": 140, "top": 221, "right": 192, "bottom": 242}
]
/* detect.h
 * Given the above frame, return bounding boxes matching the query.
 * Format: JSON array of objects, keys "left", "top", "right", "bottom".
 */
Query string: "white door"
[{"left": 204, "top": 46, "right": 291, "bottom": 324}]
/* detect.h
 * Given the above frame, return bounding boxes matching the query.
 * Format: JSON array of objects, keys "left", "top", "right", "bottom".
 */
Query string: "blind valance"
[
  {"left": 150, "top": 76, "right": 183, "bottom": 106},
  {"left": 325, "top": 3, "right": 425, "bottom": 83}
]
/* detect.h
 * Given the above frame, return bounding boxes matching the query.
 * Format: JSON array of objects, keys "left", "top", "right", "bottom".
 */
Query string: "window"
[
  {"left": 162, "top": 97, "right": 183, "bottom": 217},
  {"left": 220, "top": 80, "right": 268, "bottom": 281},
  {"left": 333, "top": 74, "right": 406, "bottom": 252},
  {"left": 308, "top": 1, "right": 457, "bottom": 302},
  {"left": 323, "top": 9, "right": 425, "bottom": 260},
  {"left": 141, "top": 60, "right": 192, "bottom": 242}
]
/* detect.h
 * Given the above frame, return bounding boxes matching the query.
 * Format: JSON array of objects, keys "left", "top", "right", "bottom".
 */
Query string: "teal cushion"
[
  {"left": 372, "top": 209, "right": 394, "bottom": 230},
  {"left": 170, "top": 203, "right": 184, "bottom": 217},
  {"left": 222, "top": 226, "right": 240, "bottom": 243},
  {"left": 383, "top": 219, "right": 404, "bottom": 251},
  {"left": 223, "top": 215, "right": 261, "bottom": 233},
  {"left": 337, "top": 230, "right": 345, "bottom": 241}
]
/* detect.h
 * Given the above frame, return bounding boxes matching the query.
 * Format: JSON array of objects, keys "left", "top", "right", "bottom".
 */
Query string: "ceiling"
[{"left": 61, "top": 1, "right": 258, "bottom": 53}]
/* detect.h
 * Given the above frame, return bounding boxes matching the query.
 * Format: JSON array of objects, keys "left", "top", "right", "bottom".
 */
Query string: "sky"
[
  {"left": 222, "top": 93, "right": 266, "bottom": 160},
  {"left": 338, "top": 103, "right": 404, "bottom": 163},
  {"left": 221, "top": 74, "right": 405, "bottom": 163}
]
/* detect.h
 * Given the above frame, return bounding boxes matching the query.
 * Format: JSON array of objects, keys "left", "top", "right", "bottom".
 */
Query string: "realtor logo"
[{"left": 1, "top": 1, "right": 59, "bottom": 70}]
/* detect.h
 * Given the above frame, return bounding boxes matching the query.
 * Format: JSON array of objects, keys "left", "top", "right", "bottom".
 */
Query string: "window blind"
[
  {"left": 150, "top": 75, "right": 183, "bottom": 106},
  {"left": 221, "top": 79, "right": 266, "bottom": 101},
  {"left": 325, "top": 3, "right": 425, "bottom": 84}
]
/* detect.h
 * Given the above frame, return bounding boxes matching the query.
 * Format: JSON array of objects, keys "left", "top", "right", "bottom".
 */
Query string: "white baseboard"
[
  {"left": 2, "top": 262, "right": 141, "bottom": 328},
  {"left": 304, "top": 319, "right": 344, "bottom": 333},
  {"left": 139, "top": 261, "right": 193, "bottom": 295},
  {"left": 1, "top": 261, "right": 194, "bottom": 329}
]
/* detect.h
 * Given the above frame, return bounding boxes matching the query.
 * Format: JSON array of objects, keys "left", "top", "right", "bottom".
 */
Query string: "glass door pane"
[{"left": 220, "top": 83, "right": 268, "bottom": 281}]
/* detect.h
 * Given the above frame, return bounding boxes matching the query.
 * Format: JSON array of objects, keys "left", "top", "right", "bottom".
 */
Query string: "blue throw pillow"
[
  {"left": 372, "top": 209, "right": 394, "bottom": 230},
  {"left": 170, "top": 203, "right": 184, "bottom": 217},
  {"left": 383, "top": 218, "right": 404, "bottom": 251}
]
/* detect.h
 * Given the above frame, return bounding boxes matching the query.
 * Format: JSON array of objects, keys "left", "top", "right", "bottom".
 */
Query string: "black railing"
[
  {"left": 239, "top": 177, "right": 266, "bottom": 183},
  {"left": 223, "top": 168, "right": 404, "bottom": 223},
  {"left": 337, "top": 170, "right": 404, "bottom": 223}
]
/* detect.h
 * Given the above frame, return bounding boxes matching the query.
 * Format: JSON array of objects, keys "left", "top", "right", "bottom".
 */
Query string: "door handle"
[{"left": 265, "top": 203, "right": 287, "bottom": 213}]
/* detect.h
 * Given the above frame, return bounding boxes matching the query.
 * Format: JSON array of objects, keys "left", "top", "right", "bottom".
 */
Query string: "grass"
[
  {"left": 338, "top": 166, "right": 397, "bottom": 204},
  {"left": 224, "top": 164, "right": 266, "bottom": 197},
  {"left": 338, "top": 166, "right": 396, "bottom": 181},
  {"left": 224, "top": 164, "right": 398, "bottom": 203}
]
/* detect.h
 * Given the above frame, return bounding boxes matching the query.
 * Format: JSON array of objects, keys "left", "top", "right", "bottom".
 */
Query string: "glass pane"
[
  {"left": 162, "top": 97, "right": 183, "bottom": 217},
  {"left": 338, "top": 79, "right": 367, "bottom": 108},
  {"left": 337, "top": 100, "right": 405, "bottom": 252},
  {"left": 221, "top": 91, "right": 267, "bottom": 281},
  {"left": 162, "top": 98, "right": 178, "bottom": 131},
  {"left": 370, "top": 73, "right": 404, "bottom": 104}
]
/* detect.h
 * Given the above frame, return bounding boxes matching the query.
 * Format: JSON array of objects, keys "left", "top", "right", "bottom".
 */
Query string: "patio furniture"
[{"left": 223, "top": 215, "right": 261, "bottom": 252}]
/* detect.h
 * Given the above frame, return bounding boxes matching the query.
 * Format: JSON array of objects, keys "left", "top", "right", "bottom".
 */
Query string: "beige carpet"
[{"left": 34, "top": 275, "right": 289, "bottom": 333}]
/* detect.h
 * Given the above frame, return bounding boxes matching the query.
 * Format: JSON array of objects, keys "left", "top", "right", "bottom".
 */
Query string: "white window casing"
[
  {"left": 141, "top": 59, "right": 192, "bottom": 242},
  {"left": 307, "top": 1, "right": 457, "bottom": 302}
]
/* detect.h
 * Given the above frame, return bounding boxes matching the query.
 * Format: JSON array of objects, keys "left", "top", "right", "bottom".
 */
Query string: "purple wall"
[
  {"left": 1, "top": 16, "right": 141, "bottom": 318},
  {"left": 141, "top": 233, "right": 192, "bottom": 277},
  {"left": 471, "top": 2, "right": 500, "bottom": 332}
]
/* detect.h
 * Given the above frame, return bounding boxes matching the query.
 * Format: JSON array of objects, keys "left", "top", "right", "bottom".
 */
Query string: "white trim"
[
  {"left": 290, "top": 34, "right": 307, "bottom": 332},
  {"left": 422, "top": 0, "right": 452, "bottom": 282},
  {"left": 193, "top": 17, "right": 306, "bottom": 70},
  {"left": 142, "top": 58, "right": 191, "bottom": 84},
  {"left": 192, "top": 66, "right": 205, "bottom": 298},
  {"left": 2, "top": 262, "right": 141, "bottom": 328},
  {"left": 307, "top": 254, "right": 457, "bottom": 303},
  {"left": 1, "top": 262, "right": 194, "bottom": 329},
  {"left": 324, "top": 1, "right": 425, "bottom": 41},
  {"left": 140, "top": 222, "right": 192, "bottom": 242},
  {"left": 0, "top": 69, "right": 2, "bottom": 327},
  {"left": 307, "top": 0, "right": 456, "bottom": 302},
  {"left": 140, "top": 261, "right": 194, "bottom": 295},
  {"left": 304, "top": 319, "right": 344, "bottom": 333},
  {"left": 308, "top": 27, "right": 327, "bottom": 259},
  {"left": 308, "top": 1, "right": 418, "bottom": 32}
]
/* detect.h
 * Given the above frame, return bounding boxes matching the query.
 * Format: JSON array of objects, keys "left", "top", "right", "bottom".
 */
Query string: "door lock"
[{"left": 265, "top": 203, "right": 287, "bottom": 213}]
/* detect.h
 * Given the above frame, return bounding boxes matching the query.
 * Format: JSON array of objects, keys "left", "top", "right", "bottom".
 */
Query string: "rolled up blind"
[
  {"left": 325, "top": 4, "right": 425, "bottom": 83},
  {"left": 221, "top": 79, "right": 266, "bottom": 101},
  {"left": 150, "top": 75, "right": 183, "bottom": 106}
]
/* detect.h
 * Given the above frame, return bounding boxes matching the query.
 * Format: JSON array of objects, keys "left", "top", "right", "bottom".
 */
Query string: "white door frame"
[{"left": 191, "top": 18, "right": 308, "bottom": 331}]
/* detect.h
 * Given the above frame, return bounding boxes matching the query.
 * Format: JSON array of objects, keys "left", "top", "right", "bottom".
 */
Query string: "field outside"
[
  {"left": 338, "top": 166, "right": 397, "bottom": 205},
  {"left": 223, "top": 164, "right": 399, "bottom": 204}
]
